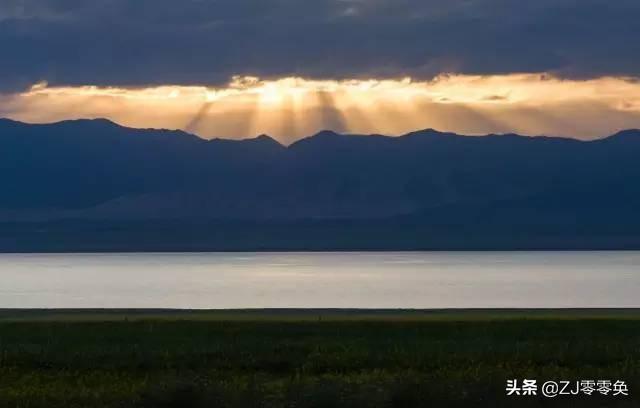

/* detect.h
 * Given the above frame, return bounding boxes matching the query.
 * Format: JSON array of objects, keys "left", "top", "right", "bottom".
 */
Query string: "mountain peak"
[
  {"left": 253, "top": 134, "right": 282, "bottom": 145},
  {"left": 312, "top": 129, "right": 342, "bottom": 139},
  {"left": 402, "top": 128, "right": 456, "bottom": 139},
  {"left": 210, "top": 134, "right": 283, "bottom": 147},
  {"left": 0, "top": 117, "right": 126, "bottom": 136},
  {"left": 58, "top": 118, "right": 120, "bottom": 127},
  {"left": 0, "top": 117, "right": 25, "bottom": 127},
  {"left": 244, "top": 134, "right": 284, "bottom": 150},
  {"left": 604, "top": 129, "right": 640, "bottom": 142},
  {"left": 288, "top": 129, "right": 346, "bottom": 150}
]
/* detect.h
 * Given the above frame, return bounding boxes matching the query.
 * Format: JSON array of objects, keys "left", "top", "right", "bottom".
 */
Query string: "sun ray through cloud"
[{"left": 3, "top": 74, "right": 640, "bottom": 141}]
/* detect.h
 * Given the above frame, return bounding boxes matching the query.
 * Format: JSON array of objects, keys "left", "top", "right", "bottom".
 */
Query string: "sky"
[{"left": 2, "top": 0, "right": 640, "bottom": 141}]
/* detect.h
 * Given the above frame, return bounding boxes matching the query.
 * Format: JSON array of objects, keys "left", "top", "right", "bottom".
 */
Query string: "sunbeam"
[{"left": 4, "top": 74, "right": 640, "bottom": 141}]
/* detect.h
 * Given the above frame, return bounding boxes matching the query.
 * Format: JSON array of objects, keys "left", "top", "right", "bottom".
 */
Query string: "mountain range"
[{"left": 2, "top": 118, "right": 640, "bottom": 251}]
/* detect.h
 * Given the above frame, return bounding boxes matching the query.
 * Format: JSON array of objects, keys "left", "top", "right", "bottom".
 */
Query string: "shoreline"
[
  {"left": 3, "top": 247, "right": 640, "bottom": 254},
  {"left": 3, "top": 308, "right": 640, "bottom": 321}
]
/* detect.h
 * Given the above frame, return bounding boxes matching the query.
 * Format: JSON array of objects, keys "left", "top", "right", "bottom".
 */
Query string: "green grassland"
[{"left": 1, "top": 309, "right": 639, "bottom": 407}]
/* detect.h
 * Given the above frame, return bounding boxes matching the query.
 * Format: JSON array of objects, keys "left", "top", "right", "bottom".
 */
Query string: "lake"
[{"left": 1, "top": 251, "right": 639, "bottom": 309}]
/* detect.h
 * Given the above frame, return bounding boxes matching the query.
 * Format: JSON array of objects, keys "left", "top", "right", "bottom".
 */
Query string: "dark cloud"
[{"left": 1, "top": 0, "right": 639, "bottom": 91}]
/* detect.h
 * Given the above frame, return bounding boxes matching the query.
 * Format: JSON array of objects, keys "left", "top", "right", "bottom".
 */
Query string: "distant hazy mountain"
[{"left": 1, "top": 118, "right": 640, "bottom": 251}]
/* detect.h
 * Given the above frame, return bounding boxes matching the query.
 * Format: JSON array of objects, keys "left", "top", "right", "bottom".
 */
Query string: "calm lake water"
[{"left": 1, "top": 251, "right": 639, "bottom": 309}]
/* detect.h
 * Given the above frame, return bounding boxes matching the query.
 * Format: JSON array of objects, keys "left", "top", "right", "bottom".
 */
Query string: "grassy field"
[{"left": 1, "top": 309, "right": 639, "bottom": 407}]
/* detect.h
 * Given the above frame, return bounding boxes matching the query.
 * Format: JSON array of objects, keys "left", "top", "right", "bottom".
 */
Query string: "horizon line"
[{"left": 2, "top": 116, "right": 638, "bottom": 146}]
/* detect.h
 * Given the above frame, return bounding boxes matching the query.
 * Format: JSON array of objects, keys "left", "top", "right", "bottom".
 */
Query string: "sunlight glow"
[{"left": 3, "top": 74, "right": 640, "bottom": 142}]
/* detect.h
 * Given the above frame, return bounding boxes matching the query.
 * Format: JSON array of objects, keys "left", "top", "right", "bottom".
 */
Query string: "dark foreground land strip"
[
  {"left": 1, "top": 309, "right": 639, "bottom": 407},
  {"left": 2, "top": 307, "right": 640, "bottom": 321}
]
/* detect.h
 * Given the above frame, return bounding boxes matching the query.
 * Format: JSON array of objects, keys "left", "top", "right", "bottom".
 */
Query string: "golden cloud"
[{"left": 3, "top": 74, "right": 640, "bottom": 143}]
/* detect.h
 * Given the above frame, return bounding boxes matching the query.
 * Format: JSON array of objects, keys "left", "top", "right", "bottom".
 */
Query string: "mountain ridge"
[
  {"left": 3, "top": 117, "right": 639, "bottom": 145},
  {"left": 2, "top": 117, "right": 640, "bottom": 251}
]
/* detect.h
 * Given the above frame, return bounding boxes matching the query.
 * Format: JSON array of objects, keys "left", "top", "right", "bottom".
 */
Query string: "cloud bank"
[
  {"left": 3, "top": 74, "right": 640, "bottom": 142},
  {"left": 1, "top": 0, "right": 639, "bottom": 91}
]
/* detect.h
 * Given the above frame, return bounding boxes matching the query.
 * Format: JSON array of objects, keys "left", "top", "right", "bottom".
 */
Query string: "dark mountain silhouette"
[{"left": 1, "top": 118, "right": 640, "bottom": 251}]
